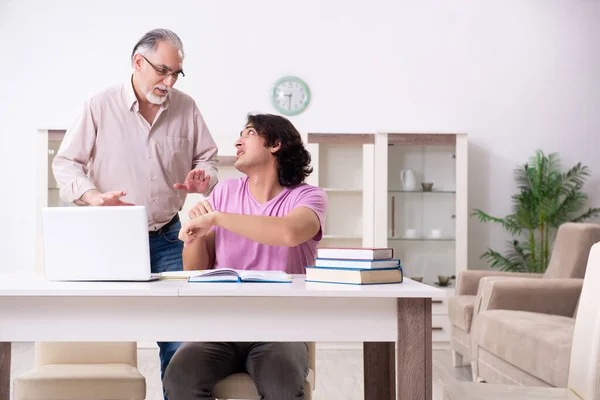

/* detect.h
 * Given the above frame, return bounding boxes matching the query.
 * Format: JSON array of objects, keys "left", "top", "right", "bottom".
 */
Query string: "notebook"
[{"left": 188, "top": 268, "right": 292, "bottom": 283}]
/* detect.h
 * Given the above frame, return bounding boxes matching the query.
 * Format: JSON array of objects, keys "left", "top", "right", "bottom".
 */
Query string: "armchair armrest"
[
  {"left": 456, "top": 270, "right": 543, "bottom": 295},
  {"left": 475, "top": 277, "right": 583, "bottom": 317}
]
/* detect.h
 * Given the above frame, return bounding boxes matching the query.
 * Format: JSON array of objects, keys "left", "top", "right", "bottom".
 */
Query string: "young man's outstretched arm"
[
  {"left": 214, "top": 206, "right": 321, "bottom": 247},
  {"left": 180, "top": 206, "right": 321, "bottom": 249}
]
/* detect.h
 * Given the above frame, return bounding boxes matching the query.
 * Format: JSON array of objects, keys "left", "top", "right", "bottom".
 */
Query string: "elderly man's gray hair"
[{"left": 131, "top": 29, "right": 184, "bottom": 63}]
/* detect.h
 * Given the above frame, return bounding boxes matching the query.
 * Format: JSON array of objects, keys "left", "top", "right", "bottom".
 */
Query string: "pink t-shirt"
[{"left": 206, "top": 177, "right": 328, "bottom": 274}]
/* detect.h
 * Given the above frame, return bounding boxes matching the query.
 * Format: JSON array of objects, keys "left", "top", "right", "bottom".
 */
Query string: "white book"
[
  {"left": 316, "top": 247, "right": 394, "bottom": 260},
  {"left": 188, "top": 268, "right": 292, "bottom": 283},
  {"left": 314, "top": 258, "right": 401, "bottom": 269},
  {"left": 305, "top": 266, "right": 403, "bottom": 285}
]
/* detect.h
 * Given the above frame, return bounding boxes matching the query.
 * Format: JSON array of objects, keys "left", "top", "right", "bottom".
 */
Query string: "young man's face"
[
  {"left": 234, "top": 123, "right": 277, "bottom": 172},
  {"left": 133, "top": 41, "right": 183, "bottom": 105}
]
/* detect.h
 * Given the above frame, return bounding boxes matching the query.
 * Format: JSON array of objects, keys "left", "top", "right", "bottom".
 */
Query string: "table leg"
[
  {"left": 0, "top": 342, "right": 10, "bottom": 400},
  {"left": 363, "top": 342, "right": 395, "bottom": 400},
  {"left": 397, "top": 298, "right": 432, "bottom": 400}
]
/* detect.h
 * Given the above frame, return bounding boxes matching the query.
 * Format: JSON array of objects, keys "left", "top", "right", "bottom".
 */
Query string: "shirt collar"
[{"left": 123, "top": 76, "right": 172, "bottom": 112}]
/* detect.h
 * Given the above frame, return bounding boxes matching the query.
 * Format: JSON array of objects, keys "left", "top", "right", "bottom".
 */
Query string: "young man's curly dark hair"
[{"left": 246, "top": 113, "right": 313, "bottom": 187}]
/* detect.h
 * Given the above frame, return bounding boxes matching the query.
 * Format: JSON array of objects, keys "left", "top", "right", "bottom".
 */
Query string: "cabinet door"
[{"left": 386, "top": 135, "right": 458, "bottom": 287}]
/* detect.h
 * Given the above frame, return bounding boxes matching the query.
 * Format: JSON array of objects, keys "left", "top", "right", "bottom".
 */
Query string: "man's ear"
[
  {"left": 270, "top": 140, "right": 281, "bottom": 153},
  {"left": 132, "top": 54, "right": 144, "bottom": 72}
]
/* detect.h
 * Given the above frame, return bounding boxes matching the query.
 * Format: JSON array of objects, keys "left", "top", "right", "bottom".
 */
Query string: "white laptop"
[{"left": 41, "top": 206, "right": 160, "bottom": 281}]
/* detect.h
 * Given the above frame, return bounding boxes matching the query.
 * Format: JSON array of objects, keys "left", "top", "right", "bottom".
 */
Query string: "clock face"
[{"left": 270, "top": 76, "right": 310, "bottom": 116}]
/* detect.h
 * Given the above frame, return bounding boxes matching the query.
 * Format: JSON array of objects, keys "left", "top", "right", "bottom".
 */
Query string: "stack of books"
[{"left": 305, "top": 247, "right": 403, "bottom": 285}]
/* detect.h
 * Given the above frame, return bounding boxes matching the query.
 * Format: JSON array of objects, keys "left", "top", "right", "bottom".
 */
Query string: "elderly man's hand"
[{"left": 174, "top": 169, "right": 210, "bottom": 194}]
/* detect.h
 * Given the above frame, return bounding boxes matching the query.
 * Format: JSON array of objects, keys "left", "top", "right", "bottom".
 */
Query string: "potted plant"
[{"left": 473, "top": 150, "right": 600, "bottom": 273}]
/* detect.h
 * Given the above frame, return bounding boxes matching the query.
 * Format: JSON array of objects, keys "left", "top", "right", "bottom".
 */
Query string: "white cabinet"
[
  {"left": 307, "top": 132, "right": 468, "bottom": 343},
  {"left": 305, "top": 134, "right": 378, "bottom": 248}
]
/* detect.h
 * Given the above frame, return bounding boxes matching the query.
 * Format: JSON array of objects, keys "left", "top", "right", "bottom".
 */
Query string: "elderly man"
[{"left": 52, "top": 28, "right": 219, "bottom": 381}]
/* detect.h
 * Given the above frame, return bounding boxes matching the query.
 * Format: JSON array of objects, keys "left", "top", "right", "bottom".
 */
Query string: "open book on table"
[{"left": 188, "top": 268, "right": 292, "bottom": 283}]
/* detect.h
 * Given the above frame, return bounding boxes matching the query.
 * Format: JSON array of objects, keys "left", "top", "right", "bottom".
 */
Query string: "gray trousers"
[{"left": 163, "top": 342, "right": 309, "bottom": 400}]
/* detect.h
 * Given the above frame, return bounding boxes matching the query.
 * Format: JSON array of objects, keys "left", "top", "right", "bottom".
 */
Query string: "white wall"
[{"left": 1, "top": 0, "right": 599, "bottom": 273}]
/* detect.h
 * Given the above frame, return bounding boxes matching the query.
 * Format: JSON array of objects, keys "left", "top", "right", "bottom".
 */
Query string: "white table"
[{"left": 0, "top": 274, "right": 444, "bottom": 400}]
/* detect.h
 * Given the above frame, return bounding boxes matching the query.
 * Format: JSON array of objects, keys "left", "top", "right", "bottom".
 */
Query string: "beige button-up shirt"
[{"left": 52, "top": 78, "right": 219, "bottom": 231}]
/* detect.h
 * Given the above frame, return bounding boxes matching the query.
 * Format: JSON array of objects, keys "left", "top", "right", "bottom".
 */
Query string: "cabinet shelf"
[
  {"left": 322, "top": 188, "right": 362, "bottom": 193},
  {"left": 323, "top": 234, "right": 362, "bottom": 240},
  {"left": 388, "top": 237, "right": 455, "bottom": 241},
  {"left": 388, "top": 190, "right": 455, "bottom": 194}
]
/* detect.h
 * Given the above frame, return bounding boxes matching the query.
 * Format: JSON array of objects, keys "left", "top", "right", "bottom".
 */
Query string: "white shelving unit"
[
  {"left": 36, "top": 129, "right": 68, "bottom": 274},
  {"left": 373, "top": 132, "right": 468, "bottom": 342},
  {"left": 306, "top": 134, "right": 377, "bottom": 249},
  {"left": 308, "top": 132, "right": 468, "bottom": 343}
]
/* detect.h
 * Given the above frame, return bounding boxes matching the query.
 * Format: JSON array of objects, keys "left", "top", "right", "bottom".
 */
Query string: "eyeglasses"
[{"left": 141, "top": 55, "right": 185, "bottom": 80}]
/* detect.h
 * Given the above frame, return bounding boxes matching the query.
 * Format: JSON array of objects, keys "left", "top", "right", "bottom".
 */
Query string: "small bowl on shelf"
[
  {"left": 435, "top": 275, "right": 450, "bottom": 287},
  {"left": 421, "top": 182, "right": 433, "bottom": 192}
]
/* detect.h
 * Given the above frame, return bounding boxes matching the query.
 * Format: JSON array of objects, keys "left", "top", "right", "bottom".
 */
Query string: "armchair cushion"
[
  {"left": 448, "top": 295, "right": 476, "bottom": 331},
  {"left": 543, "top": 222, "right": 600, "bottom": 279},
  {"left": 475, "top": 278, "right": 583, "bottom": 317},
  {"left": 472, "top": 310, "right": 574, "bottom": 388}
]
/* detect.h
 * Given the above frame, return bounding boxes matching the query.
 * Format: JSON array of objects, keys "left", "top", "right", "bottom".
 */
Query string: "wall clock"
[{"left": 270, "top": 76, "right": 310, "bottom": 116}]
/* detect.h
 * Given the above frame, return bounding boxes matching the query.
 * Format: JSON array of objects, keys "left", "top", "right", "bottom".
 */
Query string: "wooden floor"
[{"left": 9, "top": 343, "right": 473, "bottom": 399}]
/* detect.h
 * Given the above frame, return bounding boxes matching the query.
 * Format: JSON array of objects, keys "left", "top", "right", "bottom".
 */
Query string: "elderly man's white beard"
[{"left": 145, "top": 84, "right": 171, "bottom": 105}]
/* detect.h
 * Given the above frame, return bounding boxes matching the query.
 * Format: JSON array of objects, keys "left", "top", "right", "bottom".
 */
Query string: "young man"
[
  {"left": 51, "top": 29, "right": 219, "bottom": 380},
  {"left": 163, "top": 114, "right": 327, "bottom": 400}
]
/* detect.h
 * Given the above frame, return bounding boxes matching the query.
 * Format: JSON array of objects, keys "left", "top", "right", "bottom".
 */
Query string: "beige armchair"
[
  {"left": 13, "top": 342, "right": 145, "bottom": 400},
  {"left": 448, "top": 222, "right": 600, "bottom": 366},
  {"left": 213, "top": 342, "right": 316, "bottom": 400},
  {"left": 443, "top": 241, "right": 600, "bottom": 399},
  {"left": 470, "top": 277, "right": 582, "bottom": 386}
]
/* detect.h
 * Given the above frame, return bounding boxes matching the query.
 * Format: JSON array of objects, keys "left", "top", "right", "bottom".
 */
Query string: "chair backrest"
[
  {"left": 544, "top": 223, "right": 600, "bottom": 279},
  {"left": 34, "top": 342, "right": 138, "bottom": 367},
  {"left": 567, "top": 242, "right": 600, "bottom": 399}
]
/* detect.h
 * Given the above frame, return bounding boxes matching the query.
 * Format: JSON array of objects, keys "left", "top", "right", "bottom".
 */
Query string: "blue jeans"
[{"left": 149, "top": 219, "right": 184, "bottom": 382}]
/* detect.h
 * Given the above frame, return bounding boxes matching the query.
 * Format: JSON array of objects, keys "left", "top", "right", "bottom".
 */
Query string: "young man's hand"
[
  {"left": 188, "top": 199, "right": 214, "bottom": 219},
  {"left": 179, "top": 212, "right": 218, "bottom": 246},
  {"left": 174, "top": 169, "right": 210, "bottom": 194}
]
